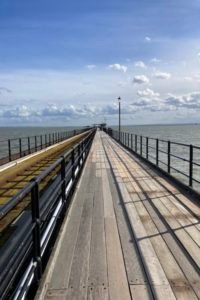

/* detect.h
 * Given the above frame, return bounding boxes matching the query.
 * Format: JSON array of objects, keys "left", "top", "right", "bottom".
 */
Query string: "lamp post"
[{"left": 118, "top": 97, "right": 121, "bottom": 141}]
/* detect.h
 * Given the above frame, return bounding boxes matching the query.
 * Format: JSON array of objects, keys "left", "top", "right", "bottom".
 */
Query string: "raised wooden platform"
[{"left": 36, "top": 131, "right": 200, "bottom": 300}]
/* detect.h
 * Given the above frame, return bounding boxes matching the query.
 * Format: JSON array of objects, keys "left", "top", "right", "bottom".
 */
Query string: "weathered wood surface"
[{"left": 36, "top": 131, "right": 200, "bottom": 300}]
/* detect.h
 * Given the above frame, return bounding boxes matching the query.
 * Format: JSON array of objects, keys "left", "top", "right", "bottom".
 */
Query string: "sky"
[{"left": 0, "top": 0, "right": 200, "bottom": 126}]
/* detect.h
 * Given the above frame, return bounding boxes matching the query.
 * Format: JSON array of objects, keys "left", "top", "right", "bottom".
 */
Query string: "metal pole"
[
  {"left": 19, "top": 138, "right": 22, "bottom": 157},
  {"left": 61, "top": 157, "right": 66, "bottom": 205},
  {"left": 35, "top": 136, "right": 37, "bottom": 151},
  {"left": 156, "top": 139, "right": 159, "bottom": 166},
  {"left": 118, "top": 97, "right": 121, "bottom": 141},
  {"left": 146, "top": 137, "right": 149, "bottom": 159},
  {"left": 189, "top": 145, "right": 193, "bottom": 187},
  {"left": 8, "top": 139, "right": 11, "bottom": 162},
  {"left": 31, "top": 181, "right": 42, "bottom": 281},
  {"left": 135, "top": 135, "right": 137, "bottom": 152},
  {"left": 168, "top": 141, "right": 171, "bottom": 173},
  {"left": 131, "top": 134, "right": 133, "bottom": 150},
  {"left": 28, "top": 137, "right": 31, "bottom": 154}
]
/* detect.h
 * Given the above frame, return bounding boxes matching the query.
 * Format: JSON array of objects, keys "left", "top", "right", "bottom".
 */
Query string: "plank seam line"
[
  {"left": 101, "top": 135, "right": 155, "bottom": 300},
  {"left": 110, "top": 136, "right": 200, "bottom": 221},
  {"left": 34, "top": 142, "right": 94, "bottom": 300},
  {"left": 107, "top": 136, "right": 200, "bottom": 277}
]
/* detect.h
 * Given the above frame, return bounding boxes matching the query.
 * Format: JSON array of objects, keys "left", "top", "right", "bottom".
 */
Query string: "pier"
[
  {"left": 35, "top": 131, "right": 200, "bottom": 300},
  {"left": 0, "top": 129, "right": 200, "bottom": 299}
]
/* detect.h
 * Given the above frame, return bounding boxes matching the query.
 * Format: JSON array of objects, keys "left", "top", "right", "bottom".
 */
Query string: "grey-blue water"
[
  {"left": 112, "top": 124, "right": 200, "bottom": 191},
  {"left": 0, "top": 124, "right": 200, "bottom": 191},
  {"left": 0, "top": 126, "right": 81, "bottom": 159}
]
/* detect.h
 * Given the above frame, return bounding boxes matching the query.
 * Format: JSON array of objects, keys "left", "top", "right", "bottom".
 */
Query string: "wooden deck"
[{"left": 36, "top": 131, "right": 200, "bottom": 300}]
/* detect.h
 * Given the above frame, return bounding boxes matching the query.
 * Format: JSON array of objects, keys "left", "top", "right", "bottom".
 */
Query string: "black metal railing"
[
  {"left": 0, "top": 128, "right": 90, "bottom": 166},
  {"left": 0, "top": 129, "right": 96, "bottom": 299},
  {"left": 106, "top": 128, "right": 200, "bottom": 192}
]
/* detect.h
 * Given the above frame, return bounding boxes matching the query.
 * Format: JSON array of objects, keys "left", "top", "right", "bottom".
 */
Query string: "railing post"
[
  {"left": 35, "top": 136, "right": 37, "bottom": 151},
  {"left": 40, "top": 135, "right": 42, "bottom": 150},
  {"left": 45, "top": 134, "right": 47, "bottom": 147},
  {"left": 8, "top": 139, "right": 12, "bottom": 162},
  {"left": 131, "top": 134, "right": 133, "bottom": 150},
  {"left": 28, "top": 137, "right": 31, "bottom": 154},
  {"left": 189, "top": 145, "right": 193, "bottom": 187},
  {"left": 61, "top": 157, "right": 66, "bottom": 205},
  {"left": 81, "top": 141, "right": 84, "bottom": 162},
  {"left": 146, "top": 137, "right": 149, "bottom": 160},
  {"left": 78, "top": 143, "right": 81, "bottom": 167},
  {"left": 140, "top": 136, "right": 142, "bottom": 156},
  {"left": 31, "top": 180, "right": 42, "bottom": 281},
  {"left": 168, "top": 141, "right": 171, "bottom": 173},
  {"left": 156, "top": 139, "right": 159, "bottom": 166},
  {"left": 135, "top": 135, "right": 137, "bottom": 152},
  {"left": 71, "top": 147, "right": 75, "bottom": 180},
  {"left": 19, "top": 138, "right": 22, "bottom": 157}
]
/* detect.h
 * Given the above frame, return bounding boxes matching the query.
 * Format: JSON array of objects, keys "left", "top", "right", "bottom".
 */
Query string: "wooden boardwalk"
[{"left": 36, "top": 131, "right": 200, "bottom": 300}]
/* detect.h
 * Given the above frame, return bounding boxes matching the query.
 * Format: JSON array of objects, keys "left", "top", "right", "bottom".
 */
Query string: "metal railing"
[
  {"left": 107, "top": 128, "right": 200, "bottom": 192},
  {"left": 0, "top": 129, "right": 96, "bottom": 299},
  {"left": 0, "top": 128, "right": 90, "bottom": 166}
]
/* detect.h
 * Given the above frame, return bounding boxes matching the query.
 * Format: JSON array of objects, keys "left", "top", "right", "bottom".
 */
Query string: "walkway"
[{"left": 36, "top": 131, "right": 200, "bottom": 300}]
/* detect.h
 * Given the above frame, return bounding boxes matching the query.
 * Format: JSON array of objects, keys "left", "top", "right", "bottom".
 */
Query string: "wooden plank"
[
  {"left": 48, "top": 163, "right": 95, "bottom": 291},
  {"left": 128, "top": 171, "right": 200, "bottom": 266},
  {"left": 131, "top": 173, "right": 200, "bottom": 268},
  {"left": 117, "top": 182, "right": 176, "bottom": 299},
  {"left": 66, "top": 186, "right": 94, "bottom": 299},
  {"left": 88, "top": 177, "right": 108, "bottom": 289},
  {"left": 107, "top": 169, "right": 149, "bottom": 287},
  {"left": 152, "top": 197, "right": 200, "bottom": 268},
  {"left": 132, "top": 170, "right": 200, "bottom": 299},
  {"left": 130, "top": 285, "right": 153, "bottom": 300},
  {"left": 87, "top": 286, "right": 108, "bottom": 300},
  {"left": 143, "top": 200, "right": 200, "bottom": 298},
  {"left": 160, "top": 196, "right": 200, "bottom": 247},
  {"left": 134, "top": 200, "right": 198, "bottom": 299},
  {"left": 102, "top": 168, "right": 131, "bottom": 300}
]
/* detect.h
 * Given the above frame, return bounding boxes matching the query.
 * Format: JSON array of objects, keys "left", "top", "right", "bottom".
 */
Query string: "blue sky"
[{"left": 0, "top": 0, "right": 200, "bottom": 126}]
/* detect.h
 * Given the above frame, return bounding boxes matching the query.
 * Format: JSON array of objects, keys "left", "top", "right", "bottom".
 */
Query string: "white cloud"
[
  {"left": 165, "top": 92, "right": 200, "bottom": 109},
  {"left": 0, "top": 87, "right": 12, "bottom": 94},
  {"left": 154, "top": 72, "right": 171, "bottom": 80},
  {"left": 134, "top": 61, "right": 147, "bottom": 68},
  {"left": 137, "top": 88, "right": 160, "bottom": 99},
  {"left": 86, "top": 64, "right": 96, "bottom": 70},
  {"left": 184, "top": 76, "right": 193, "bottom": 81},
  {"left": 108, "top": 64, "right": 127, "bottom": 73},
  {"left": 133, "top": 75, "right": 150, "bottom": 84},
  {"left": 151, "top": 58, "right": 161, "bottom": 63},
  {"left": 145, "top": 36, "right": 151, "bottom": 42}
]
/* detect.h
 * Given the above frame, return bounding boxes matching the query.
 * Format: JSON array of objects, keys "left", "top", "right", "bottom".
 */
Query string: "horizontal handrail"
[
  {"left": 106, "top": 128, "right": 200, "bottom": 192},
  {"left": 0, "top": 127, "right": 92, "bottom": 166},
  {"left": 0, "top": 128, "right": 96, "bottom": 299}
]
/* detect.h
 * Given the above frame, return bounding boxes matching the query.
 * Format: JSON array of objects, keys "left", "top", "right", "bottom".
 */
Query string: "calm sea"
[
  {"left": 112, "top": 124, "right": 200, "bottom": 191},
  {"left": 0, "top": 126, "right": 81, "bottom": 160},
  {"left": 113, "top": 124, "right": 200, "bottom": 145},
  {"left": 0, "top": 124, "right": 200, "bottom": 190}
]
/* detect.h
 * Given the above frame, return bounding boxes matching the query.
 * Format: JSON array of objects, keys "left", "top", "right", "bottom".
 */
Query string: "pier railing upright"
[
  {"left": 0, "top": 128, "right": 90, "bottom": 166},
  {"left": 106, "top": 128, "right": 200, "bottom": 193},
  {"left": 0, "top": 128, "right": 96, "bottom": 299}
]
